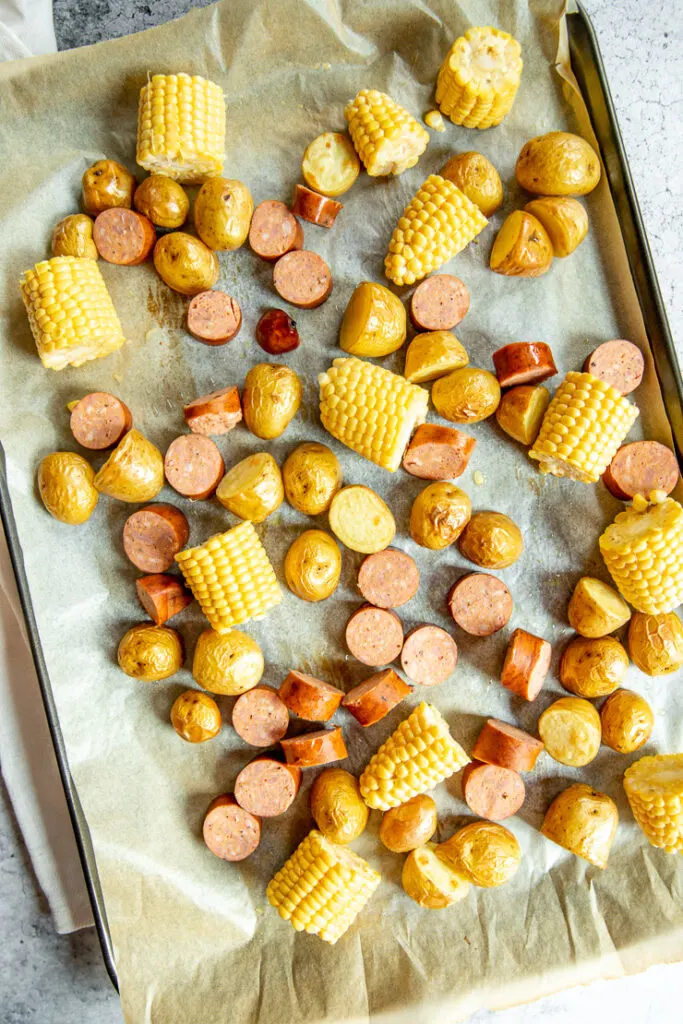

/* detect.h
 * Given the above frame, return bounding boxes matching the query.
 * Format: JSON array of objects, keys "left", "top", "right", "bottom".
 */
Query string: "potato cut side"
[
  {"left": 538, "top": 697, "right": 601, "bottom": 767},
  {"left": 401, "top": 843, "right": 471, "bottom": 909},
  {"left": 541, "top": 783, "right": 618, "bottom": 868},
  {"left": 568, "top": 576, "right": 631, "bottom": 638},
  {"left": 404, "top": 331, "right": 469, "bottom": 383},
  {"left": 329, "top": 485, "right": 396, "bottom": 554},
  {"left": 495, "top": 385, "right": 550, "bottom": 446}
]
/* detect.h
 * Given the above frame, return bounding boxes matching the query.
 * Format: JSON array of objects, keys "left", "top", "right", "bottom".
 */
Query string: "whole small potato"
[
  {"left": 52, "top": 214, "right": 98, "bottom": 259},
  {"left": 118, "top": 623, "right": 183, "bottom": 681},
  {"left": 628, "top": 611, "right": 683, "bottom": 676},
  {"left": 153, "top": 232, "right": 219, "bottom": 296},
  {"left": 432, "top": 367, "right": 501, "bottom": 423},
  {"left": 134, "top": 174, "right": 189, "bottom": 229},
  {"left": 567, "top": 576, "right": 632, "bottom": 638},
  {"left": 559, "top": 635, "right": 628, "bottom": 697},
  {"left": 437, "top": 821, "right": 521, "bottom": 888},
  {"left": 538, "top": 696, "right": 601, "bottom": 767},
  {"left": 310, "top": 768, "right": 369, "bottom": 844},
  {"left": 194, "top": 178, "right": 254, "bottom": 251},
  {"left": 193, "top": 629, "right": 264, "bottom": 695},
  {"left": 410, "top": 482, "right": 471, "bottom": 550},
  {"left": 458, "top": 511, "right": 523, "bottom": 569},
  {"left": 93, "top": 428, "right": 164, "bottom": 503},
  {"left": 170, "top": 689, "right": 221, "bottom": 743},
  {"left": 283, "top": 442, "right": 342, "bottom": 516},
  {"left": 600, "top": 689, "right": 654, "bottom": 754},
  {"left": 243, "top": 363, "right": 303, "bottom": 440},
  {"left": 403, "top": 331, "right": 469, "bottom": 384},
  {"left": 339, "top": 281, "right": 406, "bottom": 358},
  {"left": 541, "top": 783, "right": 618, "bottom": 868},
  {"left": 495, "top": 385, "right": 550, "bottom": 446},
  {"left": 38, "top": 451, "right": 98, "bottom": 525},
  {"left": 440, "top": 151, "right": 503, "bottom": 217},
  {"left": 516, "top": 131, "right": 601, "bottom": 196},
  {"left": 82, "top": 159, "right": 135, "bottom": 215},
  {"left": 401, "top": 843, "right": 471, "bottom": 909},
  {"left": 379, "top": 794, "right": 437, "bottom": 853},
  {"left": 490, "top": 211, "right": 553, "bottom": 277},
  {"left": 284, "top": 529, "right": 341, "bottom": 602},
  {"left": 524, "top": 197, "right": 588, "bottom": 257},
  {"left": 216, "top": 452, "right": 283, "bottom": 522}
]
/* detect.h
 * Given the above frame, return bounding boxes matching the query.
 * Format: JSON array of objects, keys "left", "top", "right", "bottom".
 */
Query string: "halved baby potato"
[
  {"left": 216, "top": 452, "right": 284, "bottom": 522},
  {"left": 302, "top": 132, "right": 360, "bottom": 197},
  {"left": 403, "top": 331, "right": 469, "bottom": 384},
  {"left": 495, "top": 385, "right": 550, "bottom": 446},
  {"left": 567, "top": 576, "right": 631, "bottom": 638},
  {"left": 328, "top": 485, "right": 395, "bottom": 553},
  {"left": 490, "top": 211, "right": 553, "bottom": 277},
  {"left": 524, "top": 196, "right": 588, "bottom": 257},
  {"left": 401, "top": 842, "right": 471, "bottom": 909}
]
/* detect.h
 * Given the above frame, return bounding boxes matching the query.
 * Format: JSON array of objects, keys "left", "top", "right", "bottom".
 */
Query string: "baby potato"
[
  {"left": 458, "top": 511, "right": 523, "bottom": 569},
  {"left": 559, "top": 636, "right": 628, "bottom": 698},
  {"left": 410, "top": 482, "right": 471, "bottom": 550},
  {"left": 118, "top": 623, "right": 183, "bottom": 681},
  {"left": 401, "top": 843, "right": 471, "bottom": 909},
  {"left": 524, "top": 197, "right": 588, "bottom": 257},
  {"left": 538, "top": 696, "right": 601, "bottom": 767},
  {"left": 628, "top": 611, "right": 683, "bottom": 676},
  {"left": 329, "top": 485, "right": 395, "bottom": 554},
  {"left": 153, "top": 232, "right": 219, "bottom": 296},
  {"left": 495, "top": 385, "right": 550, "bottom": 446},
  {"left": 52, "top": 214, "right": 98, "bottom": 259},
  {"left": 134, "top": 174, "right": 189, "bottom": 229},
  {"left": 541, "top": 783, "right": 618, "bottom": 868},
  {"left": 440, "top": 151, "right": 503, "bottom": 217},
  {"left": 490, "top": 211, "right": 553, "bottom": 277},
  {"left": 284, "top": 529, "right": 342, "bottom": 602},
  {"left": 516, "top": 131, "right": 601, "bottom": 196},
  {"left": 192, "top": 629, "right": 264, "bottom": 695},
  {"left": 38, "top": 451, "right": 98, "bottom": 525},
  {"left": 282, "top": 442, "right": 342, "bottom": 516},
  {"left": 302, "top": 132, "right": 360, "bottom": 197},
  {"left": 437, "top": 821, "right": 521, "bottom": 888},
  {"left": 93, "top": 428, "right": 164, "bottom": 503},
  {"left": 194, "top": 178, "right": 254, "bottom": 251},
  {"left": 567, "top": 576, "right": 631, "bottom": 638},
  {"left": 432, "top": 367, "right": 501, "bottom": 423},
  {"left": 82, "top": 159, "right": 135, "bottom": 215},
  {"left": 216, "top": 452, "right": 283, "bottom": 522},
  {"left": 170, "top": 689, "right": 221, "bottom": 743},
  {"left": 379, "top": 794, "right": 437, "bottom": 853},
  {"left": 243, "top": 363, "right": 303, "bottom": 440},
  {"left": 403, "top": 331, "right": 469, "bottom": 384},
  {"left": 310, "top": 768, "right": 369, "bottom": 844},
  {"left": 600, "top": 690, "right": 654, "bottom": 754},
  {"left": 339, "top": 281, "right": 406, "bottom": 358}
]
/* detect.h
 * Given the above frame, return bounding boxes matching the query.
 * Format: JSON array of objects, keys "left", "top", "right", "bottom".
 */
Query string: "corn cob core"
[
  {"left": 267, "top": 830, "right": 381, "bottom": 944},
  {"left": 344, "top": 89, "right": 429, "bottom": 177},
  {"left": 624, "top": 754, "right": 683, "bottom": 854},
  {"left": 436, "top": 26, "right": 523, "bottom": 129},
  {"left": 175, "top": 521, "right": 281, "bottom": 632},
  {"left": 20, "top": 257, "right": 124, "bottom": 371},
  {"left": 599, "top": 497, "right": 683, "bottom": 614},
  {"left": 529, "top": 371, "right": 638, "bottom": 483},
  {"left": 384, "top": 175, "right": 487, "bottom": 286},
  {"left": 360, "top": 702, "right": 470, "bottom": 810},
  {"left": 136, "top": 73, "right": 226, "bottom": 184},
  {"left": 319, "top": 357, "right": 428, "bottom": 472}
]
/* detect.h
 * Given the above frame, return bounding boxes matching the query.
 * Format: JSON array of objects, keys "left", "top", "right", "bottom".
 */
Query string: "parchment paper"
[{"left": 1, "top": 1, "right": 682, "bottom": 1022}]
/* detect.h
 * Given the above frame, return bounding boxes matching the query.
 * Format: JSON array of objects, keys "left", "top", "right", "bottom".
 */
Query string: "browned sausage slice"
[
  {"left": 93, "top": 208, "right": 156, "bottom": 265},
  {"left": 448, "top": 574, "right": 513, "bottom": 636},
  {"left": 462, "top": 762, "right": 526, "bottom": 820},
  {"left": 400, "top": 625, "right": 458, "bottom": 686},
  {"left": 584, "top": 340, "right": 644, "bottom": 394},
  {"left": 492, "top": 342, "right": 557, "bottom": 387},
  {"left": 232, "top": 686, "right": 290, "bottom": 747},
  {"left": 500, "top": 628, "right": 551, "bottom": 702},
  {"left": 472, "top": 719, "right": 544, "bottom": 772},
  {"left": 357, "top": 549, "right": 420, "bottom": 609},
  {"left": 292, "top": 184, "right": 342, "bottom": 228},
  {"left": 70, "top": 392, "right": 132, "bottom": 450},
  {"left": 186, "top": 291, "right": 242, "bottom": 345},
  {"left": 164, "top": 435, "right": 225, "bottom": 500},
  {"left": 341, "top": 669, "right": 412, "bottom": 727},
  {"left": 183, "top": 386, "right": 242, "bottom": 436},
  {"left": 122, "top": 503, "right": 190, "bottom": 572},
  {"left": 280, "top": 727, "right": 348, "bottom": 768},
  {"left": 233, "top": 757, "right": 301, "bottom": 817},
  {"left": 202, "top": 794, "right": 261, "bottom": 861},
  {"left": 273, "top": 250, "right": 332, "bottom": 309},
  {"left": 602, "top": 440, "right": 680, "bottom": 500},
  {"left": 249, "top": 200, "right": 304, "bottom": 261},
  {"left": 136, "top": 573, "right": 193, "bottom": 624},
  {"left": 402, "top": 424, "right": 476, "bottom": 480},
  {"left": 409, "top": 275, "right": 470, "bottom": 331},
  {"left": 345, "top": 604, "right": 404, "bottom": 667},
  {"left": 279, "top": 671, "right": 344, "bottom": 722}
]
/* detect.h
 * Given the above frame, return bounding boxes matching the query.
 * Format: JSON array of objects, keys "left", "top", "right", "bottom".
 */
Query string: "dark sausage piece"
[
  {"left": 583, "top": 340, "right": 644, "bottom": 395},
  {"left": 448, "top": 573, "right": 513, "bottom": 636},
  {"left": 410, "top": 275, "right": 470, "bottom": 331},
  {"left": 233, "top": 757, "right": 301, "bottom": 817},
  {"left": 186, "top": 291, "right": 242, "bottom": 345},
  {"left": 183, "top": 386, "right": 242, "bottom": 436},
  {"left": 93, "top": 208, "right": 156, "bottom": 265},
  {"left": 202, "top": 794, "right": 261, "bottom": 861},
  {"left": 255, "top": 309, "right": 300, "bottom": 355},
  {"left": 231, "top": 687, "right": 290, "bottom": 747},
  {"left": 70, "top": 392, "right": 132, "bottom": 450},
  {"left": 400, "top": 625, "right": 458, "bottom": 686},
  {"left": 602, "top": 441, "right": 680, "bottom": 500},
  {"left": 273, "top": 250, "right": 332, "bottom": 309},
  {"left": 402, "top": 424, "right": 476, "bottom": 480},
  {"left": 249, "top": 200, "right": 304, "bottom": 261},
  {"left": 136, "top": 573, "right": 192, "bottom": 624},
  {"left": 291, "top": 184, "right": 342, "bottom": 228},
  {"left": 345, "top": 604, "right": 404, "bottom": 667},
  {"left": 357, "top": 548, "right": 420, "bottom": 609},
  {"left": 164, "top": 435, "right": 225, "bottom": 500},
  {"left": 122, "top": 504, "right": 190, "bottom": 572},
  {"left": 492, "top": 342, "right": 557, "bottom": 388}
]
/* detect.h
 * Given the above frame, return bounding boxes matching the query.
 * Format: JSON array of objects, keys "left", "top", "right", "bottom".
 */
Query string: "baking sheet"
[{"left": 1, "top": 1, "right": 683, "bottom": 1021}]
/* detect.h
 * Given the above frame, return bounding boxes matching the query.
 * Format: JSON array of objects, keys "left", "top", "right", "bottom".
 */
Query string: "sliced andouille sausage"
[
  {"left": 345, "top": 604, "right": 404, "bottom": 667},
  {"left": 448, "top": 574, "right": 513, "bottom": 637},
  {"left": 234, "top": 756, "right": 301, "bottom": 817},
  {"left": 273, "top": 250, "right": 332, "bottom": 309},
  {"left": 255, "top": 308, "right": 300, "bottom": 355},
  {"left": 186, "top": 291, "right": 242, "bottom": 345},
  {"left": 202, "top": 793, "right": 261, "bottom": 861},
  {"left": 583, "top": 339, "right": 644, "bottom": 394},
  {"left": 500, "top": 628, "right": 552, "bottom": 702},
  {"left": 136, "top": 573, "right": 193, "bottom": 625},
  {"left": 492, "top": 342, "right": 557, "bottom": 388},
  {"left": 249, "top": 200, "right": 304, "bottom": 261},
  {"left": 164, "top": 435, "right": 225, "bottom": 500},
  {"left": 93, "top": 208, "right": 156, "bottom": 266},
  {"left": 472, "top": 718, "right": 544, "bottom": 773},
  {"left": 279, "top": 670, "right": 344, "bottom": 722},
  {"left": 602, "top": 440, "right": 680, "bottom": 500},
  {"left": 122, "top": 503, "right": 190, "bottom": 572},
  {"left": 357, "top": 548, "right": 420, "bottom": 609},
  {"left": 70, "top": 392, "right": 132, "bottom": 450},
  {"left": 402, "top": 424, "right": 476, "bottom": 480},
  {"left": 462, "top": 762, "right": 526, "bottom": 821},
  {"left": 341, "top": 668, "right": 412, "bottom": 727},
  {"left": 183, "top": 386, "right": 242, "bottom": 437},
  {"left": 232, "top": 686, "right": 290, "bottom": 747},
  {"left": 292, "top": 184, "right": 342, "bottom": 228},
  {"left": 400, "top": 625, "right": 458, "bottom": 686},
  {"left": 409, "top": 275, "right": 470, "bottom": 331},
  {"left": 280, "top": 727, "right": 348, "bottom": 768}
]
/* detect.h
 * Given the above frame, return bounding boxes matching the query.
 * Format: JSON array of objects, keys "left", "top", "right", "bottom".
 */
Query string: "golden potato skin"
[
  {"left": 541, "top": 783, "right": 617, "bottom": 868},
  {"left": 440, "top": 151, "right": 503, "bottom": 217},
  {"left": 458, "top": 511, "right": 523, "bottom": 569},
  {"left": 52, "top": 214, "right": 98, "bottom": 259},
  {"left": 495, "top": 385, "right": 549, "bottom": 446},
  {"left": 403, "top": 331, "right": 469, "bottom": 384},
  {"left": 284, "top": 529, "right": 342, "bottom": 602},
  {"left": 118, "top": 623, "right": 183, "bottom": 681},
  {"left": 38, "top": 452, "right": 98, "bottom": 525},
  {"left": 82, "top": 159, "right": 135, "bottom": 215},
  {"left": 516, "top": 132, "right": 601, "bottom": 196},
  {"left": 194, "top": 178, "right": 254, "bottom": 251},
  {"left": 432, "top": 367, "right": 501, "bottom": 423},
  {"left": 524, "top": 197, "right": 588, "bottom": 257},
  {"left": 437, "top": 821, "right": 521, "bottom": 888},
  {"left": 170, "top": 689, "right": 221, "bottom": 743},
  {"left": 628, "top": 612, "right": 683, "bottom": 676},
  {"left": 310, "top": 768, "right": 369, "bottom": 844},
  {"left": 283, "top": 442, "right": 342, "bottom": 516},
  {"left": 134, "top": 174, "right": 189, "bottom": 229},
  {"left": 243, "top": 363, "right": 303, "bottom": 440},
  {"left": 401, "top": 843, "right": 471, "bottom": 909},
  {"left": 559, "top": 636, "right": 628, "bottom": 698},
  {"left": 538, "top": 696, "right": 601, "bottom": 767},
  {"left": 379, "top": 795, "right": 437, "bottom": 853},
  {"left": 93, "top": 428, "right": 164, "bottom": 503},
  {"left": 600, "top": 690, "right": 654, "bottom": 754},
  {"left": 490, "top": 211, "right": 553, "bottom": 277},
  {"left": 192, "top": 629, "right": 264, "bottom": 695},
  {"left": 339, "top": 281, "right": 406, "bottom": 358},
  {"left": 153, "top": 232, "right": 219, "bottom": 296},
  {"left": 567, "top": 577, "right": 631, "bottom": 638},
  {"left": 216, "top": 452, "right": 283, "bottom": 522},
  {"left": 410, "top": 482, "right": 471, "bottom": 550}
]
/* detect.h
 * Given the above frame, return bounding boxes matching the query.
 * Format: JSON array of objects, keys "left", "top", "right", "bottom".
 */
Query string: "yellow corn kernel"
[
  {"left": 599, "top": 497, "right": 683, "bottom": 614},
  {"left": 384, "top": 174, "right": 487, "bottom": 286},
  {"left": 319, "top": 357, "right": 428, "bottom": 472},
  {"left": 20, "top": 257, "right": 124, "bottom": 371},
  {"left": 344, "top": 89, "right": 429, "bottom": 177},
  {"left": 175, "top": 521, "right": 281, "bottom": 633},
  {"left": 359, "top": 702, "right": 470, "bottom": 810},
  {"left": 424, "top": 110, "right": 446, "bottom": 132},
  {"left": 436, "top": 26, "right": 523, "bottom": 129},
  {"left": 267, "top": 830, "right": 381, "bottom": 944},
  {"left": 624, "top": 754, "right": 683, "bottom": 854},
  {"left": 136, "top": 73, "right": 225, "bottom": 184},
  {"left": 529, "top": 371, "right": 638, "bottom": 483}
]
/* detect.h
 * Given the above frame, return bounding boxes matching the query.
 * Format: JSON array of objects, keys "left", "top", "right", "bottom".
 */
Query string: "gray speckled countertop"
[{"left": 2, "top": 1, "right": 682, "bottom": 1021}]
